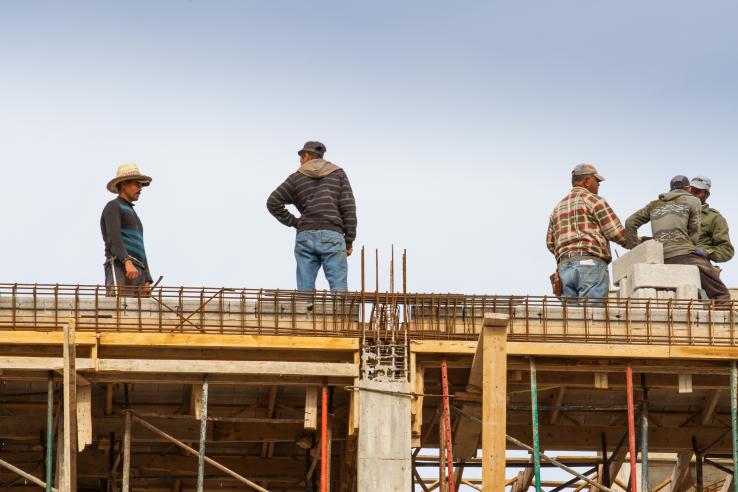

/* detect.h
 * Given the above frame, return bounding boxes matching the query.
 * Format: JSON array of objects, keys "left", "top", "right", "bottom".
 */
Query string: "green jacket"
[{"left": 698, "top": 204, "right": 734, "bottom": 263}]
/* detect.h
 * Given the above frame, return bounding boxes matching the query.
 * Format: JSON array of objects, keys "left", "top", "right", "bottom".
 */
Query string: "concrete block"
[
  {"left": 676, "top": 284, "right": 700, "bottom": 300},
  {"left": 627, "top": 263, "right": 700, "bottom": 291},
  {"left": 632, "top": 288, "right": 658, "bottom": 299},
  {"left": 612, "top": 240, "right": 664, "bottom": 284}
]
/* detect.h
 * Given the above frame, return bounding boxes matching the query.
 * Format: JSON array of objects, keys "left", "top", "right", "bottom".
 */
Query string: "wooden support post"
[
  {"left": 197, "top": 374, "right": 209, "bottom": 492},
  {"left": 625, "top": 364, "right": 637, "bottom": 492},
  {"left": 62, "top": 320, "right": 77, "bottom": 492},
  {"left": 693, "top": 436, "right": 703, "bottom": 492},
  {"left": 594, "top": 373, "right": 609, "bottom": 390},
  {"left": 481, "top": 314, "right": 509, "bottom": 491},
  {"left": 106, "top": 384, "right": 114, "bottom": 416},
  {"left": 549, "top": 386, "right": 567, "bottom": 425},
  {"left": 46, "top": 371, "right": 54, "bottom": 492},
  {"left": 305, "top": 386, "right": 319, "bottom": 430},
  {"left": 122, "top": 411, "right": 131, "bottom": 492}
]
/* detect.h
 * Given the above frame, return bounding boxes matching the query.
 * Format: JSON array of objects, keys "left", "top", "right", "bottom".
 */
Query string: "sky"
[{"left": 1, "top": 0, "right": 737, "bottom": 296}]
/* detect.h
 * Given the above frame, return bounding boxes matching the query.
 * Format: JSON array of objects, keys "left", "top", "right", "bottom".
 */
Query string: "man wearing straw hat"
[{"left": 100, "top": 163, "right": 153, "bottom": 296}]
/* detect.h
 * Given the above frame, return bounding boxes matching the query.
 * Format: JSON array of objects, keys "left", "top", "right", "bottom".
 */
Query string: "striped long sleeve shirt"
[
  {"left": 100, "top": 197, "right": 153, "bottom": 282},
  {"left": 267, "top": 159, "right": 358, "bottom": 248},
  {"left": 546, "top": 187, "right": 627, "bottom": 264}
]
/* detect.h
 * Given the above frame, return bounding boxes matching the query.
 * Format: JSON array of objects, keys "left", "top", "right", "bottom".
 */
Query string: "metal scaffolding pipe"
[
  {"left": 640, "top": 374, "right": 649, "bottom": 491},
  {"left": 321, "top": 383, "right": 328, "bottom": 492},
  {"left": 730, "top": 360, "right": 738, "bottom": 492},
  {"left": 530, "top": 357, "right": 542, "bottom": 492},
  {"left": 693, "top": 436, "right": 703, "bottom": 492},
  {"left": 197, "top": 375, "right": 209, "bottom": 492},
  {"left": 440, "top": 358, "right": 456, "bottom": 492},
  {"left": 0, "top": 457, "right": 57, "bottom": 491},
  {"left": 46, "top": 371, "right": 53, "bottom": 492},
  {"left": 626, "top": 364, "right": 637, "bottom": 492}
]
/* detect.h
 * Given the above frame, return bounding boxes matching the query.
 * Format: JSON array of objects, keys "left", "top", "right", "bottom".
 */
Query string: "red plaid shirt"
[{"left": 547, "top": 187, "right": 627, "bottom": 264}]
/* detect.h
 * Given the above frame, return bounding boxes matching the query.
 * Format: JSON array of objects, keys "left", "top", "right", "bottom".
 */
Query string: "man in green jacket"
[
  {"left": 689, "top": 175, "right": 735, "bottom": 264},
  {"left": 625, "top": 175, "right": 731, "bottom": 304}
]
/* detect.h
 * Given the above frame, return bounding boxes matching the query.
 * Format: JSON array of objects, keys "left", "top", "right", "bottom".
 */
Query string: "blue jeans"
[
  {"left": 295, "top": 230, "right": 348, "bottom": 291},
  {"left": 558, "top": 258, "right": 610, "bottom": 305}
]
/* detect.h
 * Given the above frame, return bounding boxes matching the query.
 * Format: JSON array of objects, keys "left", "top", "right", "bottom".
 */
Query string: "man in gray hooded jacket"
[
  {"left": 267, "top": 141, "right": 357, "bottom": 291},
  {"left": 625, "top": 175, "right": 731, "bottom": 303}
]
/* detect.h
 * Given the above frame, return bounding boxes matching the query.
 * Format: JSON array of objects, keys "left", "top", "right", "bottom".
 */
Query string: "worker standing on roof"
[
  {"left": 689, "top": 176, "right": 734, "bottom": 264},
  {"left": 101, "top": 163, "right": 153, "bottom": 297},
  {"left": 267, "top": 141, "right": 357, "bottom": 292},
  {"left": 625, "top": 175, "right": 731, "bottom": 304},
  {"left": 547, "top": 164, "right": 629, "bottom": 304}
]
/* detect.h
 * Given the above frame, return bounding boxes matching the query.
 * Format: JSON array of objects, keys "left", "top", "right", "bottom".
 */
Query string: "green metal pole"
[
  {"left": 730, "top": 360, "right": 738, "bottom": 492},
  {"left": 530, "top": 357, "right": 542, "bottom": 492},
  {"left": 45, "top": 371, "right": 53, "bottom": 492}
]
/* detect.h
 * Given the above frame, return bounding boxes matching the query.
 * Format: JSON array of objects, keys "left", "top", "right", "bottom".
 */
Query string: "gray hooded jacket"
[{"left": 625, "top": 189, "right": 701, "bottom": 259}]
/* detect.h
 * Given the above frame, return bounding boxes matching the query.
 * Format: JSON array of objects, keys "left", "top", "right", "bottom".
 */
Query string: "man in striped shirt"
[
  {"left": 547, "top": 164, "right": 628, "bottom": 304},
  {"left": 267, "top": 141, "right": 357, "bottom": 291}
]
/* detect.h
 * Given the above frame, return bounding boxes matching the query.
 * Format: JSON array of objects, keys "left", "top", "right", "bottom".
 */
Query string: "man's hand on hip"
[
  {"left": 124, "top": 260, "right": 139, "bottom": 280},
  {"left": 346, "top": 247, "right": 353, "bottom": 256}
]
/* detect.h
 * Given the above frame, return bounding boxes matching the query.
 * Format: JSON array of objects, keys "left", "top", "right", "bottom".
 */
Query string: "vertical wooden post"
[
  {"left": 732, "top": 361, "right": 738, "bottom": 492},
  {"left": 481, "top": 314, "right": 509, "bottom": 491},
  {"left": 625, "top": 364, "right": 637, "bottom": 492},
  {"left": 600, "top": 433, "right": 610, "bottom": 487},
  {"left": 197, "top": 374, "right": 209, "bottom": 492},
  {"left": 693, "top": 436, "right": 703, "bottom": 492},
  {"left": 529, "top": 357, "right": 542, "bottom": 492},
  {"left": 122, "top": 411, "right": 131, "bottom": 492},
  {"left": 62, "top": 320, "right": 78, "bottom": 492},
  {"left": 46, "top": 371, "right": 54, "bottom": 492}
]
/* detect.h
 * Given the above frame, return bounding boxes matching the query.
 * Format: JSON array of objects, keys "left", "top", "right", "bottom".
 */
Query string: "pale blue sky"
[{"left": 1, "top": 1, "right": 736, "bottom": 294}]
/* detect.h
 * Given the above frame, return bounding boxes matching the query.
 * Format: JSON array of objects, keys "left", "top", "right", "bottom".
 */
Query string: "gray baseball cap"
[
  {"left": 690, "top": 175, "right": 712, "bottom": 191},
  {"left": 670, "top": 175, "right": 690, "bottom": 190},
  {"left": 572, "top": 163, "right": 605, "bottom": 182},
  {"left": 298, "top": 141, "right": 326, "bottom": 158}
]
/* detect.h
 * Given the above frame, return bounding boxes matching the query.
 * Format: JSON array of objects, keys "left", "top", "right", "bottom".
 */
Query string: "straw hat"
[{"left": 106, "top": 163, "right": 152, "bottom": 193}]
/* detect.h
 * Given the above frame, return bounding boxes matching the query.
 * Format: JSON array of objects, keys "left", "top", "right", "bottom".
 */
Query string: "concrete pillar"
[{"left": 356, "top": 379, "right": 411, "bottom": 491}]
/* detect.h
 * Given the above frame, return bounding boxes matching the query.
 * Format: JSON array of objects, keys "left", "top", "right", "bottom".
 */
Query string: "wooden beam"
[
  {"left": 96, "top": 359, "right": 358, "bottom": 377},
  {"left": 481, "top": 313, "right": 509, "bottom": 491},
  {"left": 76, "top": 384, "right": 92, "bottom": 452},
  {"left": 62, "top": 320, "right": 77, "bottom": 492},
  {"left": 670, "top": 450, "right": 694, "bottom": 492},
  {"left": 549, "top": 386, "right": 567, "bottom": 425},
  {"left": 304, "top": 387, "right": 318, "bottom": 431},
  {"left": 678, "top": 374, "right": 693, "bottom": 394},
  {"left": 701, "top": 389, "right": 721, "bottom": 425}
]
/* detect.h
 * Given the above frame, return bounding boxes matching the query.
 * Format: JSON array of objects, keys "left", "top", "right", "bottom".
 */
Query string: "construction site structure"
[{"left": 0, "top": 248, "right": 737, "bottom": 491}]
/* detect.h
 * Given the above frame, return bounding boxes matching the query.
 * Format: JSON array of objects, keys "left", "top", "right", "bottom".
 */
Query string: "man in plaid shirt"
[{"left": 547, "top": 163, "right": 629, "bottom": 304}]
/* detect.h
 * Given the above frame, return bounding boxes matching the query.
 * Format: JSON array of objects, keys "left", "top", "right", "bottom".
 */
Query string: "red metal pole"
[
  {"left": 626, "top": 364, "right": 637, "bottom": 491},
  {"left": 321, "top": 384, "right": 328, "bottom": 492},
  {"left": 441, "top": 358, "right": 456, "bottom": 491}
]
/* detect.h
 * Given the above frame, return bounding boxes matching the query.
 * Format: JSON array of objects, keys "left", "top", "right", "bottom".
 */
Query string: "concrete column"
[{"left": 356, "top": 379, "right": 412, "bottom": 491}]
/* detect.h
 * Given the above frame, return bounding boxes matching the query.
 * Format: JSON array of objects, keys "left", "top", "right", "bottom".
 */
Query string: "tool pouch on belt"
[{"left": 550, "top": 271, "right": 563, "bottom": 296}]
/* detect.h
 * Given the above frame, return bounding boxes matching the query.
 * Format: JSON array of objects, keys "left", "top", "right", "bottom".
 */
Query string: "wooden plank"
[
  {"left": 0, "top": 357, "right": 95, "bottom": 371},
  {"left": 96, "top": 359, "right": 358, "bottom": 377},
  {"left": 304, "top": 387, "right": 318, "bottom": 430},
  {"left": 594, "top": 373, "right": 609, "bottom": 389},
  {"left": 678, "top": 374, "right": 693, "bottom": 394},
  {"left": 98, "top": 333, "right": 358, "bottom": 351},
  {"left": 76, "top": 384, "right": 92, "bottom": 452},
  {"left": 411, "top": 357, "right": 425, "bottom": 437},
  {"left": 701, "top": 389, "right": 721, "bottom": 425},
  {"left": 549, "top": 386, "right": 567, "bottom": 425},
  {"left": 481, "top": 314, "right": 509, "bottom": 491},
  {"left": 670, "top": 450, "right": 694, "bottom": 492},
  {"left": 62, "top": 320, "right": 77, "bottom": 492}
]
